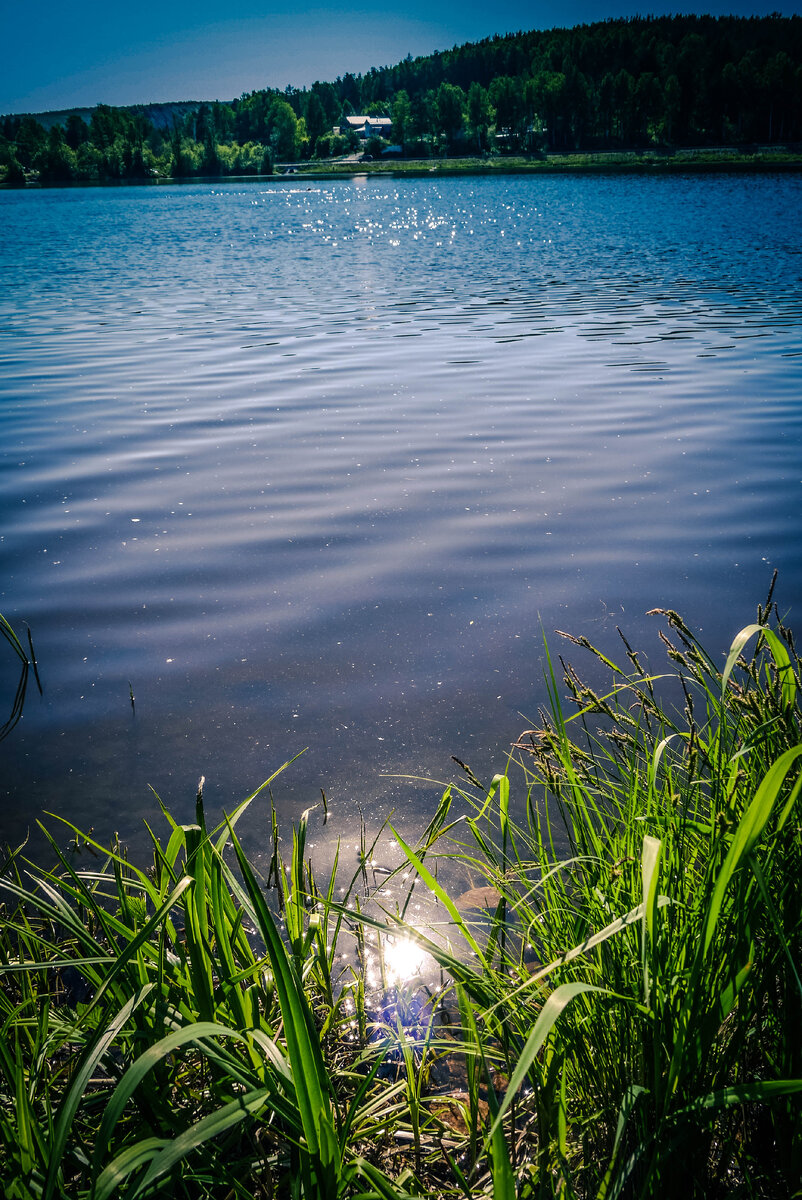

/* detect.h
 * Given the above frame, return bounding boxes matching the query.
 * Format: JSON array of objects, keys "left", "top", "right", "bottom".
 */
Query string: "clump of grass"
[
  {"left": 372, "top": 578, "right": 802, "bottom": 1197},
  {"left": 1, "top": 585, "right": 801, "bottom": 1198},
  {"left": 0, "top": 762, "right": 424, "bottom": 1198}
]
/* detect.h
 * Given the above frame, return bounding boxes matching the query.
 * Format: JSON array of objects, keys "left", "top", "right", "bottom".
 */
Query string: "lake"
[{"left": 1, "top": 173, "right": 801, "bottom": 874}]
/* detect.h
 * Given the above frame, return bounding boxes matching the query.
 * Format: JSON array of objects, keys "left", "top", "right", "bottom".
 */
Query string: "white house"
[{"left": 344, "top": 115, "right": 393, "bottom": 140}]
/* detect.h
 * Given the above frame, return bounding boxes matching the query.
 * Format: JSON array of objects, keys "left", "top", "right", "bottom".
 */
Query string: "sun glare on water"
[{"left": 379, "top": 935, "right": 428, "bottom": 986}]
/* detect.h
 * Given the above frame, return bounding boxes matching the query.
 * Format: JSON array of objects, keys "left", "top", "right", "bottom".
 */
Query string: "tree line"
[{"left": 2, "top": 13, "right": 801, "bottom": 183}]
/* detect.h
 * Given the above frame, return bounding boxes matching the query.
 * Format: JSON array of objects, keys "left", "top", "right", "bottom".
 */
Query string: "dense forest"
[{"left": 2, "top": 13, "right": 802, "bottom": 183}]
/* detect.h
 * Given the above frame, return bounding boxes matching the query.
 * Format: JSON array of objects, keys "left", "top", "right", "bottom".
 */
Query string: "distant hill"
[{"left": 19, "top": 101, "right": 203, "bottom": 133}]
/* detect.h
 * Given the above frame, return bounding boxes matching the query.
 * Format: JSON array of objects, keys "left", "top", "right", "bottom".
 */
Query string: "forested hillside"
[{"left": 2, "top": 13, "right": 801, "bottom": 182}]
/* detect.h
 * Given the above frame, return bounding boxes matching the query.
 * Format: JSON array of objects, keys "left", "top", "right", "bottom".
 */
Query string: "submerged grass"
[{"left": 1, "top": 582, "right": 801, "bottom": 1198}]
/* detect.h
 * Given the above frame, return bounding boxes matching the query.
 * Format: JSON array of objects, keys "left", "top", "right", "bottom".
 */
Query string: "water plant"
[
  {"left": 1, "top": 583, "right": 800, "bottom": 1197},
  {"left": 0, "top": 613, "right": 40, "bottom": 742}
]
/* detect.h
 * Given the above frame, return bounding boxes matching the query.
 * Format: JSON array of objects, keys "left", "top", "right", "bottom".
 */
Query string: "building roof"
[{"left": 346, "top": 115, "right": 392, "bottom": 128}]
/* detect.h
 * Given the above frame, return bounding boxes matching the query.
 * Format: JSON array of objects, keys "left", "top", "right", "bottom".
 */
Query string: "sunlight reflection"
[{"left": 381, "top": 934, "right": 427, "bottom": 986}]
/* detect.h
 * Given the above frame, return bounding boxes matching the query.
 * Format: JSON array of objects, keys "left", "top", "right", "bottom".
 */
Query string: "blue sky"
[{"left": 3, "top": 2, "right": 800, "bottom": 115}]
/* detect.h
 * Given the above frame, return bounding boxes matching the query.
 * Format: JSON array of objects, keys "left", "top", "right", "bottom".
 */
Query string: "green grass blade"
[
  {"left": 209, "top": 752, "right": 306, "bottom": 855},
  {"left": 111, "top": 1089, "right": 270, "bottom": 1198},
  {"left": 674, "top": 1079, "right": 802, "bottom": 1114},
  {"left": 702, "top": 743, "right": 802, "bottom": 957},
  {"left": 641, "top": 835, "right": 661, "bottom": 1009},
  {"left": 351, "top": 1157, "right": 418, "bottom": 1199},
  {"left": 596, "top": 1085, "right": 648, "bottom": 1200},
  {"left": 485, "top": 981, "right": 610, "bottom": 1148},
  {"left": 92, "top": 1022, "right": 258, "bottom": 1180},
  {"left": 44, "top": 984, "right": 154, "bottom": 1200},
  {"left": 388, "top": 823, "right": 488, "bottom": 967},
  {"left": 82, "top": 875, "right": 194, "bottom": 1016},
  {"left": 483, "top": 1053, "right": 515, "bottom": 1200},
  {"left": 721, "top": 623, "right": 797, "bottom": 709},
  {"left": 228, "top": 823, "right": 334, "bottom": 1164},
  {"left": 749, "top": 854, "right": 802, "bottom": 1000},
  {"left": 92, "top": 1138, "right": 168, "bottom": 1200}
]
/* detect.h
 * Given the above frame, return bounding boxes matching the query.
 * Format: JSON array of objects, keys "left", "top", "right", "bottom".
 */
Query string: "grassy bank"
[
  {"left": 285, "top": 148, "right": 802, "bottom": 180},
  {"left": 1, "top": 582, "right": 801, "bottom": 1197}
]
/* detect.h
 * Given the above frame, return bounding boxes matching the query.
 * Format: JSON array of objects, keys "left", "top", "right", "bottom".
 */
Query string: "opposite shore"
[{"left": 4, "top": 146, "right": 802, "bottom": 187}]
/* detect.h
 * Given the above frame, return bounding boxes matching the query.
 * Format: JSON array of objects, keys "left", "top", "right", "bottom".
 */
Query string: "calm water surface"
[{"left": 1, "top": 174, "right": 801, "bottom": 871}]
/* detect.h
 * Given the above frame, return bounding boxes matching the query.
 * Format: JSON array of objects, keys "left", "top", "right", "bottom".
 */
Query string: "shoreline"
[
  {"left": 288, "top": 147, "right": 802, "bottom": 180},
  {"left": 4, "top": 147, "right": 802, "bottom": 188}
]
